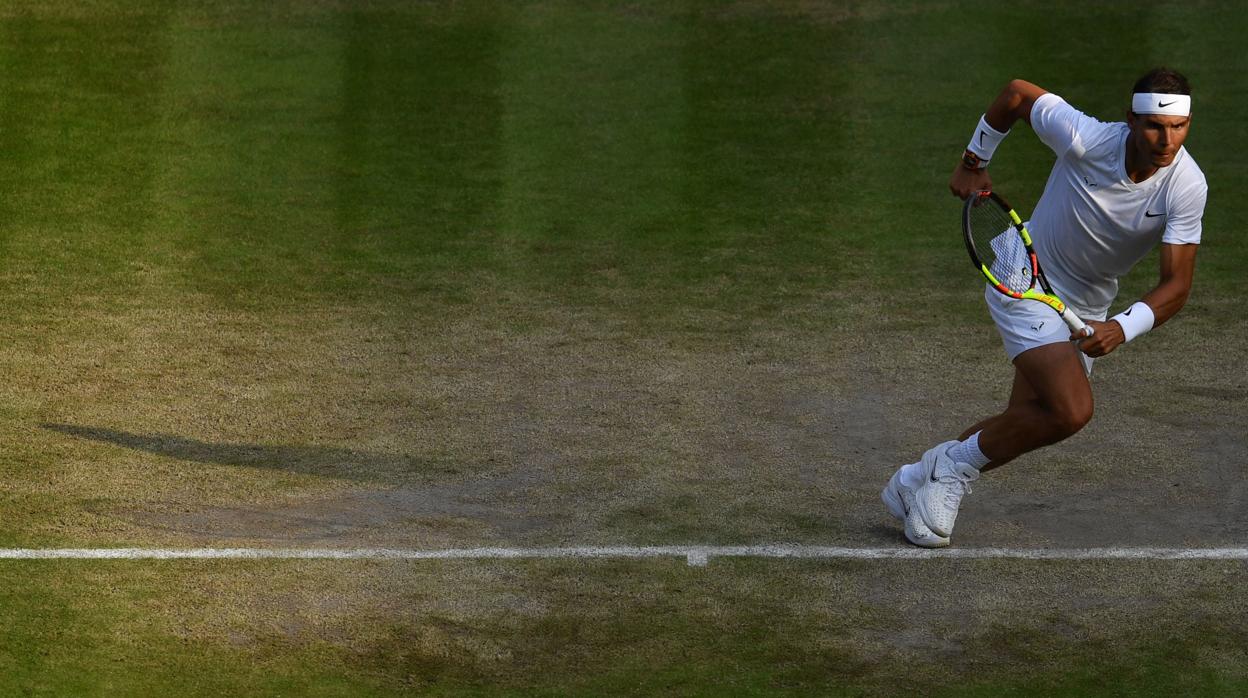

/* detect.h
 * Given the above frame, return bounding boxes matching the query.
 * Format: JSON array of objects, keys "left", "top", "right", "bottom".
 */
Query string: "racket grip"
[{"left": 1061, "top": 307, "right": 1093, "bottom": 337}]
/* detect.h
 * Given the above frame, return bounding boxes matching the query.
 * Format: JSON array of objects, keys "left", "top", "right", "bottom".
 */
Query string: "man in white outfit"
[{"left": 882, "top": 68, "right": 1208, "bottom": 547}]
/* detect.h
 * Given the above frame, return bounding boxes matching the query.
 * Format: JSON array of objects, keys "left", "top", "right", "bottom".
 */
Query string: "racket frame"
[{"left": 962, "top": 190, "right": 1092, "bottom": 337}]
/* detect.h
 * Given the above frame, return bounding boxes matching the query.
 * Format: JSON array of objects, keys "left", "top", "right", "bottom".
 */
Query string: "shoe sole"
[{"left": 905, "top": 522, "right": 950, "bottom": 548}]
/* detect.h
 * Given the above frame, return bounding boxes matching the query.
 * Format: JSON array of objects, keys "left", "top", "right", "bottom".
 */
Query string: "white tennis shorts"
[{"left": 983, "top": 285, "right": 1095, "bottom": 375}]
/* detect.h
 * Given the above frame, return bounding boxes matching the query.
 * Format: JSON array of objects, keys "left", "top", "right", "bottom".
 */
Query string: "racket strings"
[{"left": 968, "top": 202, "right": 1033, "bottom": 293}]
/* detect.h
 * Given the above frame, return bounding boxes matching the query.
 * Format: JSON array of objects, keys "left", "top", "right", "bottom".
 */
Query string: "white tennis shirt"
[{"left": 1026, "top": 93, "right": 1207, "bottom": 319}]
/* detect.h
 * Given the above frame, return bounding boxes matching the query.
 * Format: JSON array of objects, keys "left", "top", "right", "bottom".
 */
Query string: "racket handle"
[{"left": 1061, "top": 306, "right": 1093, "bottom": 337}]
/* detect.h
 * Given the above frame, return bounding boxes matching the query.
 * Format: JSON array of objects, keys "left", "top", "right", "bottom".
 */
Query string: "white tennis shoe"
[
  {"left": 881, "top": 450, "right": 950, "bottom": 548},
  {"left": 914, "top": 443, "right": 981, "bottom": 538}
]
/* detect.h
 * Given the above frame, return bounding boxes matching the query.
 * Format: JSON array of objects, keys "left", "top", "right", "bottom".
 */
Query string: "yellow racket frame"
[{"left": 966, "top": 192, "right": 1091, "bottom": 337}]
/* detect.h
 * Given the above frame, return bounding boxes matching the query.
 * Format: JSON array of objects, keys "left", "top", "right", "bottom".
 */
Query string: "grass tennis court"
[{"left": 1, "top": 1, "right": 1245, "bottom": 694}]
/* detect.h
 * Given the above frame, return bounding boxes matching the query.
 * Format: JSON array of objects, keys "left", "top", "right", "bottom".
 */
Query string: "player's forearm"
[
  {"left": 1139, "top": 243, "right": 1198, "bottom": 329},
  {"left": 1140, "top": 280, "right": 1191, "bottom": 328},
  {"left": 951, "top": 80, "right": 1048, "bottom": 197}
]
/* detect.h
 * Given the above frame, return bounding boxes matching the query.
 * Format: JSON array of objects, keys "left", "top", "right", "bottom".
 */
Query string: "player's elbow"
[
  {"left": 1005, "top": 78, "right": 1031, "bottom": 95},
  {"left": 1002, "top": 79, "right": 1046, "bottom": 121}
]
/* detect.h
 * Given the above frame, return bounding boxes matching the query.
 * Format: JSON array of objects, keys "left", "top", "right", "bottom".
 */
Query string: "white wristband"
[
  {"left": 965, "top": 114, "right": 1010, "bottom": 164},
  {"left": 1111, "top": 301, "right": 1155, "bottom": 342}
]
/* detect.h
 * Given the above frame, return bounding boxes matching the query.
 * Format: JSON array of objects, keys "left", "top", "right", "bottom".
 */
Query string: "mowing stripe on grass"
[{"left": 2, "top": 546, "right": 1248, "bottom": 566}]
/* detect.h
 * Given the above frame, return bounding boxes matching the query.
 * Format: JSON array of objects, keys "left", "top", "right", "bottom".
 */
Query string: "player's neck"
[{"left": 1124, "top": 133, "right": 1161, "bottom": 183}]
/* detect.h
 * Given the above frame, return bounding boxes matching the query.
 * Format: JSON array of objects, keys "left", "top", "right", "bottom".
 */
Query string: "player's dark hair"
[{"left": 1133, "top": 67, "right": 1191, "bottom": 96}]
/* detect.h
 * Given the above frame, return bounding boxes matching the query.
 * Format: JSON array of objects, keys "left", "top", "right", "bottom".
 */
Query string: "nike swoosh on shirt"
[{"left": 1145, "top": 211, "right": 1165, "bottom": 218}]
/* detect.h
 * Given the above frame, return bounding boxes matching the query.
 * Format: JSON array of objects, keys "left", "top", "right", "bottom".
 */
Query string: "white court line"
[{"left": 2, "top": 546, "right": 1248, "bottom": 566}]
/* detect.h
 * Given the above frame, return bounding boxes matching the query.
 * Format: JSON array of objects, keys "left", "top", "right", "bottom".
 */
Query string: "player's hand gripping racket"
[{"left": 962, "top": 190, "right": 1092, "bottom": 338}]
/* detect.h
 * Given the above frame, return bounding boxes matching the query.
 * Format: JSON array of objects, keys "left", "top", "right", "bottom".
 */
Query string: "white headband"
[{"left": 1132, "top": 92, "right": 1191, "bottom": 116}]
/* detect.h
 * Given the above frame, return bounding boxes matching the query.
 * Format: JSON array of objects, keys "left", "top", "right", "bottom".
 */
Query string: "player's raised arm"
[{"left": 949, "top": 79, "right": 1050, "bottom": 198}]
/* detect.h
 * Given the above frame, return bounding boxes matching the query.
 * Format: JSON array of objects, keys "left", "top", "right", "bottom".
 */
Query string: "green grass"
[
  {"left": 0, "top": 0, "right": 1246, "bottom": 694},
  {"left": 3, "top": 560, "right": 1248, "bottom": 696}
]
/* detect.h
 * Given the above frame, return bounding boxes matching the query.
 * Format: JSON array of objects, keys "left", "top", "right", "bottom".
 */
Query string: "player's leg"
[
  {"left": 912, "top": 340, "right": 1092, "bottom": 537},
  {"left": 890, "top": 288, "right": 1093, "bottom": 543},
  {"left": 955, "top": 372, "right": 1038, "bottom": 470},
  {"left": 965, "top": 341, "right": 1093, "bottom": 471},
  {"left": 955, "top": 371, "right": 1033, "bottom": 444}
]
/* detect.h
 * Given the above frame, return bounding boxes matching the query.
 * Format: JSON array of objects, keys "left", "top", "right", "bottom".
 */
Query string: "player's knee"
[{"left": 1050, "top": 400, "right": 1093, "bottom": 439}]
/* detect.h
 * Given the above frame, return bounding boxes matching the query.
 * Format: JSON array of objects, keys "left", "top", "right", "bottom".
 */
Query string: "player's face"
[{"left": 1127, "top": 112, "right": 1191, "bottom": 168}]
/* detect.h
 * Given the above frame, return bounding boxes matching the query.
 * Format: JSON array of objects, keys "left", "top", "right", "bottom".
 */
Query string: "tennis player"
[{"left": 882, "top": 68, "right": 1207, "bottom": 547}]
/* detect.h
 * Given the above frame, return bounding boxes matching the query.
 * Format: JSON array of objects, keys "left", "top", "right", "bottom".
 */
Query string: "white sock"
[
  {"left": 898, "top": 434, "right": 991, "bottom": 488},
  {"left": 949, "top": 431, "right": 991, "bottom": 469}
]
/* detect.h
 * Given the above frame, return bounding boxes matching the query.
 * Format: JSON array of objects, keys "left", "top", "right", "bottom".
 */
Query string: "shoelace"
[{"left": 935, "top": 462, "right": 980, "bottom": 507}]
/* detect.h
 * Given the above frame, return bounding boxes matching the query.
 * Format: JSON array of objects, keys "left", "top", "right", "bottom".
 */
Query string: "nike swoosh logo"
[
  {"left": 1124, "top": 308, "right": 1133, "bottom": 316},
  {"left": 979, "top": 130, "right": 986, "bottom": 147},
  {"left": 1145, "top": 211, "right": 1165, "bottom": 218},
  {"left": 1159, "top": 100, "right": 1177, "bottom": 108}
]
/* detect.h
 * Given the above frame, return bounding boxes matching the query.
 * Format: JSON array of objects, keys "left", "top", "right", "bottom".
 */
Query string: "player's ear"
[{"left": 1125, "top": 110, "right": 1137, "bottom": 128}]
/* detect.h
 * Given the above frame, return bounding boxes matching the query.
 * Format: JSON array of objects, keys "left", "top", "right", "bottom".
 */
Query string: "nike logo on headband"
[{"left": 1158, "top": 100, "right": 1177, "bottom": 108}]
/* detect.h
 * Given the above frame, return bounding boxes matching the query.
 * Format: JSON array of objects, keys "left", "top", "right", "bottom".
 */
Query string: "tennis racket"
[{"left": 962, "top": 190, "right": 1092, "bottom": 338}]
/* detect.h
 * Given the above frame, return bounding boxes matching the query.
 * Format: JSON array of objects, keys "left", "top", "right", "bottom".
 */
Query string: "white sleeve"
[
  {"left": 1029, "top": 93, "right": 1115, "bottom": 160},
  {"left": 1163, "top": 175, "right": 1207, "bottom": 245}
]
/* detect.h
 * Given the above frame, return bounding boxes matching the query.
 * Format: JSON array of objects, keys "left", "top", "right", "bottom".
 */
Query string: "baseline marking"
[{"left": 2, "top": 546, "right": 1248, "bottom": 566}]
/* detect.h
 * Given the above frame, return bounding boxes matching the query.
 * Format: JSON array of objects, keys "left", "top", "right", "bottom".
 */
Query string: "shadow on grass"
[
  {"left": 40, "top": 423, "right": 449, "bottom": 485},
  {"left": 40, "top": 423, "right": 553, "bottom": 539}
]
